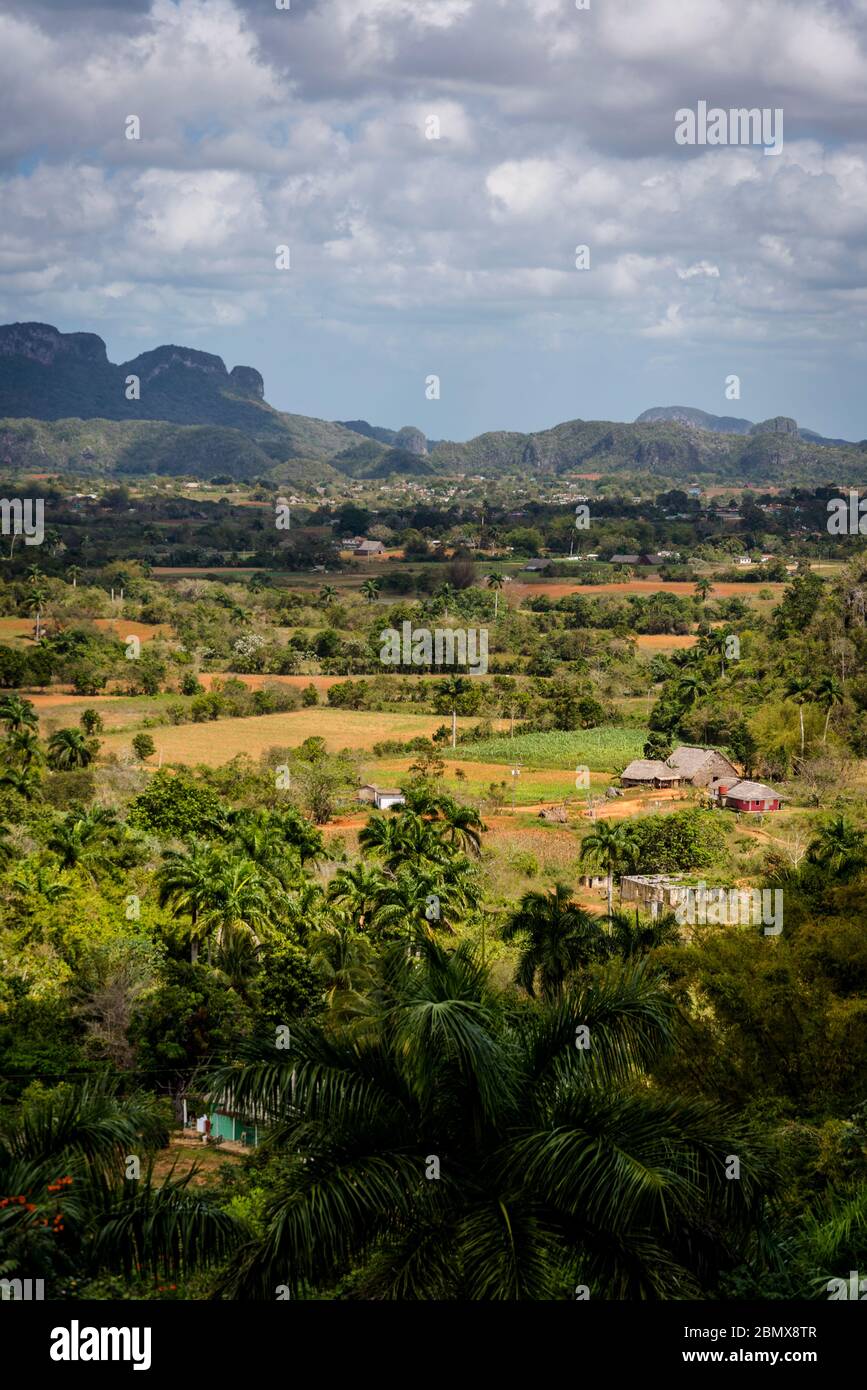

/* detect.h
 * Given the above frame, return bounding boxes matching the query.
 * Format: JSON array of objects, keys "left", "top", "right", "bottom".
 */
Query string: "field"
[
  {"left": 97, "top": 707, "right": 492, "bottom": 764},
  {"left": 0, "top": 617, "right": 172, "bottom": 646},
  {"left": 445, "top": 727, "right": 647, "bottom": 772},
  {"left": 511, "top": 580, "right": 786, "bottom": 599}
]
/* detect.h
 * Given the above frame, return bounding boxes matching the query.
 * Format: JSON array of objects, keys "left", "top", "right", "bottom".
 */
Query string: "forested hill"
[{"left": 2, "top": 321, "right": 867, "bottom": 486}]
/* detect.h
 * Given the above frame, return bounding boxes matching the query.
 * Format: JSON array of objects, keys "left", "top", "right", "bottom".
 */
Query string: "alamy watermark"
[
  {"left": 380, "top": 622, "right": 488, "bottom": 676},
  {"left": 1, "top": 1277, "right": 45, "bottom": 1300},
  {"left": 827, "top": 491, "right": 867, "bottom": 535},
  {"left": 0, "top": 498, "right": 44, "bottom": 546},
  {"left": 675, "top": 102, "right": 783, "bottom": 157},
  {"left": 674, "top": 883, "right": 783, "bottom": 935}
]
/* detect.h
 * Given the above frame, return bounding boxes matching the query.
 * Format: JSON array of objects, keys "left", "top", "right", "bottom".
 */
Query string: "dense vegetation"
[{"left": 1, "top": 495, "right": 866, "bottom": 1302}]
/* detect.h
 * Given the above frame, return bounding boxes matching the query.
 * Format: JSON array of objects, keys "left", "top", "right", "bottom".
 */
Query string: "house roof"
[
  {"left": 621, "top": 759, "right": 680, "bottom": 781},
  {"left": 610, "top": 553, "right": 640, "bottom": 564},
  {"left": 722, "top": 779, "right": 784, "bottom": 801},
  {"left": 665, "top": 745, "right": 736, "bottom": 777}
]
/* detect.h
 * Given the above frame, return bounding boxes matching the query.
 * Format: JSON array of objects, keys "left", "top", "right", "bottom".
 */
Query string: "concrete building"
[{"left": 357, "top": 784, "right": 406, "bottom": 811}]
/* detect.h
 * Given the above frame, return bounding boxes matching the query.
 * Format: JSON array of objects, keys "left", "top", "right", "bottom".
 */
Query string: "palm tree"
[
  {"left": 436, "top": 798, "right": 485, "bottom": 857},
  {"left": 580, "top": 819, "right": 634, "bottom": 917},
  {"left": 369, "top": 863, "right": 466, "bottom": 938},
  {"left": 361, "top": 578, "right": 380, "bottom": 605},
  {"left": 437, "top": 582, "right": 455, "bottom": 620},
  {"left": 157, "top": 843, "right": 220, "bottom": 964},
  {"left": 607, "top": 908, "right": 681, "bottom": 958},
  {"left": 11, "top": 861, "right": 71, "bottom": 907},
  {"left": 0, "top": 764, "right": 43, "bottom": 802},
  {"left": 700, "top": 629, "right": 728, "bottom": 679},
  {"left": 26, "top": 579, "right": 49, "bottom": 642},
  {"left": 47, "top": 808, "right": 118, "bottom": 877},
  {"left": 319, "top": 584, "right": 338, "bottom": 603},
  {"left": 815, "top": 674, "right": 843, "bottom": 745},
  {"left": 308, "top": 921, "right": 374, "bottom": 1019},
  {"left": 439, "top": 675, "right": 468, "bottom": 750},
  {"left": 198, "top": 855, "right": 273, "bottom": 955},
  {"left": 47, "top": 727, "right": 97, "bottom": 770},
  {"left": 67, "top": 564, "right": 82, "bottom": 589},
  {"left": 807, "top": 814, "right": 867, "bottom": 880},
  {"left": 4, "top": 728, "right": 44, "bottom": 769},
  {"left": 486, "top": 571, "right": 505, "bottom": 619},
  {"left": 676, "top": 670, "right": 710, "bottom": 709},
  {"left": 784, "top": 674, "right": 813, "bottom": 757},
  {"left": 0, "top": 695, "right": 38, "bottom": 734},
  {"left": 501, "top": 883, "right": 609, "bottom": 1000},
  {"left": 157, "top": 839, "right": 269, "bottom": 961},
  {"left": 326, "top": 860, "right": 390, "bottom": 932},
  {"left": 209, "top": 942, "right": 775, "bottom": 1300},
  {"left": 214, "top": 924, "right": 262, "bottom": 997},
  {"left": 694, "top": 576, "right": 712, "bottom": 602}
]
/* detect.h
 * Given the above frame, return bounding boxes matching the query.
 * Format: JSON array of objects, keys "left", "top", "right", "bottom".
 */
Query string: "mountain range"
[{"left": 0, "top": 322, "right": 865, "bottom": 486}]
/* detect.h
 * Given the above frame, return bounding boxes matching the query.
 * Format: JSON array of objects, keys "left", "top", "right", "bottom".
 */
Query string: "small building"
[
  {"left": 665, "top": 746, "right": 739, "bottom": 788},
  {"left": 620, "top": 759, "right": 681, "bottom": 788},
  {"left": 621, "top": 874, "right": 690, "bottom": 916},
  {"left": 523, "top": 559, "right": 551, "bottom": 572},
  {"left": 610, "top": 553, "right": 640, "bottom": 565},
  {"left": 640, "top": 553, "right": 667, "bottom": 566},
  {"left": 357, "top": 784, "right": 406, "bottom": 811},
  {"left": 713, "top": 779, "right": 784, "bottom": 813},
  {"left": 355, "top": 539, "right": 385, "bottom": 557}
]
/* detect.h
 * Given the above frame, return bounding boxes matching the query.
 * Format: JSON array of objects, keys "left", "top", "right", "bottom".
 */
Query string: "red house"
[{"left": 714, "top": 779, "right": 784, "bottom": 813}]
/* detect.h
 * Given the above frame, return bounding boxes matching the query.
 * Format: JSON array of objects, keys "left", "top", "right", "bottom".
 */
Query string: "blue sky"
[{"left": 2, "top": 0, "right": 867, "bottom": 443}]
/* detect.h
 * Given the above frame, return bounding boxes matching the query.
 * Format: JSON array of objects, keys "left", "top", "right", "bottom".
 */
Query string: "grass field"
[
  {"left": 0, "top": 617, "right": 173, "bottom": 646},
  {"left": 366, "top": 755, "right": 611, "bottom": 805},
  {"left": 445, "top": 727, "right": 647, "bottom": 772},
  {"left": 512, "top": 580, "right": 786, "bottom": 599},
  {"left": 98, "top": 707, "right": 491, "bottom": 764}
]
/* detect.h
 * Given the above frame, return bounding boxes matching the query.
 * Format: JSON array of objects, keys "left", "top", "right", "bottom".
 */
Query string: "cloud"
[{"left": 1, "top": 0, "right": 867, "bottom": 435}]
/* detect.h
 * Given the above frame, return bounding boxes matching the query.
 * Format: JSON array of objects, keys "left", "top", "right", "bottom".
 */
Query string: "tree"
[
  {"left": 47, "top": 807, "right": 119, "bottom": 875},
  {"left": 327, "top": 861, "right": 390, "bottom": 933},
  {"left": 806, "top": 815, "right": 867, "bottom": 881},
  {"left": 700, "top": 629, "right": 728, "bottom": 679},
  {"left": 0, "top": 764, "right": 43, "bottom": 801},
  {"left": 361, "top": 578, "right": 380, "bottom": 605},
  {"left": 694, "top": 577, "right": 712, "bottom": 602},
  {"left": 676, "top": 670, "right": 710, "bottom": 710},
  {"left": 4, "top": 728, "right": 44, "bottom": 768},
  {"left": 157, "top": 842, "right": 221, "bottom": 964},
  {"left": 486, "top": 572, "right": 505, "bottom": 619},
  {"left": 26, "top": 579, "right": 49, "bottom": 642},
  {"left": 501, "top": 883, "right": 609, "bottom": 1000},
  {"left": 319, "top": 584, "right": 338, "bottom": 603},
  {"left": 0, "top": 695, "right": 38, "bottom": 734},
  {"left": 209, "top": 942, "right": 775, "bottom": 1300},
  {"left": 47, "top": 728, "right": 97, "bottom": 770},
  {"left": 132, "top": 733, "right": 156, "bottom": 762},
  {"left": 67, "top": 565, "right": 82, "bottom": 589},
  {"left": 815, "top": 674, "right": 843, "bottom": 745},
  {"left": 784, "top": 674, "right": 813, "bottom": 757},
  {"left": 79, "top": 709, "right": 104, "bottom": 736},
  {"left": 580, "top": 819, "right": 635, "bottom": 917},
  {"left": 0, "top": 1080, "right": 242, "bottom": 1287},
  {"left": 438, "top": 675, "right": 469, "bottom": 750}
]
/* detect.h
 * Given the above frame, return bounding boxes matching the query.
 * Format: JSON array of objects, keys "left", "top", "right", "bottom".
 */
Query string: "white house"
[{"left": 357, "top": 784, "right": 406, "bottom": 811}]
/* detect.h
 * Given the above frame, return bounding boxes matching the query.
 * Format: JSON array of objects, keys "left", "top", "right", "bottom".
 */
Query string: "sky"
[{"left": 1, "top": 0, "right": 867, "bottom": 442}]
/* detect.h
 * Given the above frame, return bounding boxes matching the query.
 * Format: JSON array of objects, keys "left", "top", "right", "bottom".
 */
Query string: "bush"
[
  {"left": 509, "top": 851, "right": 540, "bottom": 878},
  {"left": 132, "top": 733, "right": 156, "bottom": 762}
]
